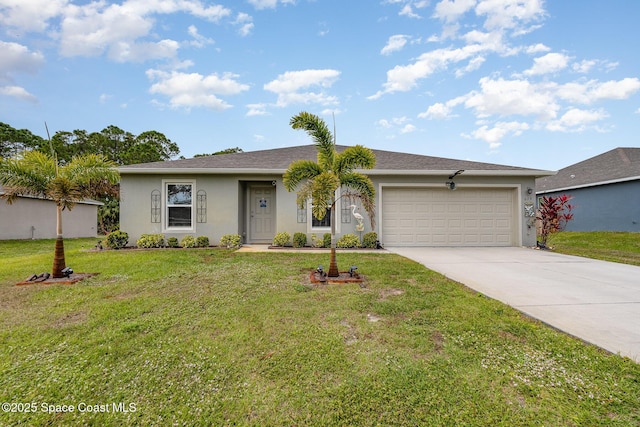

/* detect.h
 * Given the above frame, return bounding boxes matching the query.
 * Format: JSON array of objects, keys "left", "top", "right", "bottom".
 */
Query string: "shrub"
[
  {"left": 337, "top": 233, "right": 360, "bottom": 248},
  {"left": 136, "top": 233, "right": 164, "bottom": 248},
  {"left": 310, "top": 234, "right": 322, "bottom": 248},
  {"left": 167, "top": 237, "right": 180, "bottom": 248},
  {"left": 293, "top": 232, "right": 307, "bottom": 248},
  {"left": 105, "top": 230, "right": 129, "bottom": 250},
  {"left": 219, "top": 234, "right": 242, "bottom": 249},
  {"left": 361, "top": 232, "right": 378, "bottom": 249},
  {"left": 196, "top": 236, "right": 210, "bottom": 247},
  {"left": 323, "top": 233, "right": 332, "bottom": 248},
  {"left": 180, "top": 235, "right": 197, "bottom": 248},
  {"left": 272, "top": 231, "right": 291, "bottom": 247},
  {"left": 537, "top": 194, "right": 574, "bottom": 247}
]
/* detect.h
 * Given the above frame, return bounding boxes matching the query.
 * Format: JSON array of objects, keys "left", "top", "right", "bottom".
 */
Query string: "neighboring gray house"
[
  {"left": 536, "top": 147, "right": 640, "bottom": 232},
  {"left": 0, "top": 185, "right": 102, "bottom": 240},
  {"left": 119, "top": 145, "right": 553, "bottom": 247}
]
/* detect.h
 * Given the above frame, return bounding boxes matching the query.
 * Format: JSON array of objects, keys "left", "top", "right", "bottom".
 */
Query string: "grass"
[
  {"left": 1, "top": 238, "right": 639, "bottom": 426},
  {"left": 546, "top": 231, "right": 640, "bottom": 266}
]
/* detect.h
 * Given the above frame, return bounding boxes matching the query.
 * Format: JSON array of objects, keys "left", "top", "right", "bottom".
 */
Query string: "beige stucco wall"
[
  {"left": 0, "top": 197, "right": 100, "bottom": 240},
  {"left": 120, "top": 172, "right": 538, "bottom": 247}
]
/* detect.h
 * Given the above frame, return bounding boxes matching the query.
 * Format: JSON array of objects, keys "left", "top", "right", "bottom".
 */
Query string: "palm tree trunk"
[
  {"left": 52, "top": 205, "right": 66, "bottom": 278},
  {"left": 328, "top": 204, "right": 339, "bottom": 277}
]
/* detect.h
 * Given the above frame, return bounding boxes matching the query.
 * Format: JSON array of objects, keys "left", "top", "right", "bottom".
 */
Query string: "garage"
[{"left": 381, "top": 187, "right": 516, "bottom": 247}]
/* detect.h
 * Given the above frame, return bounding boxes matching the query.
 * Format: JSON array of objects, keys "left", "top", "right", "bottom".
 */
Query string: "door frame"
[{"left": 246, "top": 183, "right": 277, "bottom": 243}]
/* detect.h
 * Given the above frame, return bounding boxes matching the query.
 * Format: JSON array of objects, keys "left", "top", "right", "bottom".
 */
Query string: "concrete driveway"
[{"left": 387, "top": 247, "right": 640, "bottom": 362}]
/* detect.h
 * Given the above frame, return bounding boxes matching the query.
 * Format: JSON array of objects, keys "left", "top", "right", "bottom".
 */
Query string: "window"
[
  {"left": 312, "top": 207, "right": 331, "bottom": 228},
  {"left": 165, "top": 182, "right": 194, "bottom": 230},
  {"left": 307, "top": 194, "right": 340, "bottom": 233}
]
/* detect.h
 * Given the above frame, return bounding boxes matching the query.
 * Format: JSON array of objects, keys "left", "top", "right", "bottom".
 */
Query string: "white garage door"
[{"left": 382, "top": 187, "right": 515, "bottom": 246}]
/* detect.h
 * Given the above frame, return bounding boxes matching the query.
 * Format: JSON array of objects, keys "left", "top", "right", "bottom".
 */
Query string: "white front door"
[{"left": 249, "top": 186, "right": 275, "bottom": 242}]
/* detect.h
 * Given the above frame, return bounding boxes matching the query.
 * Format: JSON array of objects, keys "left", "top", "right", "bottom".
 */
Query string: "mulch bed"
[{"left": 16, "top": 273, "right": 99, "bottom": 286}]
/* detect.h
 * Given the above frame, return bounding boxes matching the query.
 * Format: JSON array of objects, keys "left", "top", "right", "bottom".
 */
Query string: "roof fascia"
[
  {"left": 537, "top": 175, "right": 640, "bottom": 194},
  {"left": 119, "top": 167, "right": 555, "bottom": 177}
]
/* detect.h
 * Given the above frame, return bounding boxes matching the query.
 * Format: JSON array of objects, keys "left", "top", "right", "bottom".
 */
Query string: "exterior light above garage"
[{"left": 446, "top": 169, "right": 464, "bottom": 190}]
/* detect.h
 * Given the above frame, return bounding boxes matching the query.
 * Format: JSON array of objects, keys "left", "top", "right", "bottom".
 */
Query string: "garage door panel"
[{"left": 382, "top": 187, "right": 515, "bottom": 247}]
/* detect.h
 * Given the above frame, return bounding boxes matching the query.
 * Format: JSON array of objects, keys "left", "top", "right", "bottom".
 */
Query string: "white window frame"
[{"left": 163, "top": 180, "right": 195, "bottom": 232}]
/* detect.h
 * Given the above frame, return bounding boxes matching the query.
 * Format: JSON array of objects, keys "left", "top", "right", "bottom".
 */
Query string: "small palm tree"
[
  {"left": 0, "top": 151, "right": 120, "bottom": 277},
  {"left": 284, "top": 112, "right": 376, "bottom": 277}
]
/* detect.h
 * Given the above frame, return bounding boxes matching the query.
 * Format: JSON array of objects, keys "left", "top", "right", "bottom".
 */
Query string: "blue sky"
[{"left": 1, "top": 0, "right": 639, "bottom": 170}]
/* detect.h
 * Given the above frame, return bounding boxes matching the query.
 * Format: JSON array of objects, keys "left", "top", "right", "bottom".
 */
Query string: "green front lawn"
[
  {"left": 1, "top": 239, "right": 639, "bottom": 426},
  {"left": 546, "top": 232, "right": 640, "bottom": 266}
]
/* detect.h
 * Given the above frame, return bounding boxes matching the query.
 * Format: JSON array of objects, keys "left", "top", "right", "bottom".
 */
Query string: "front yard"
[{"left": 1, "top": 238, "right": 639, "bottom": 426}]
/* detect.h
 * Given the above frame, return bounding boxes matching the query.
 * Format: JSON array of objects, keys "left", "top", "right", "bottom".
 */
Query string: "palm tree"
[
  {"left": 0, "top": 151, "right": 120, "bottom": 277},
  {"left": 283, "top": 111, "right": 376, "bottom": 277}
]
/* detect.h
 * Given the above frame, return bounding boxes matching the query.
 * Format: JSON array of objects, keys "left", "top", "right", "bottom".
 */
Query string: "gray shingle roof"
[
  {"left": 120, "top": 144, "right": 546, "bottom": 174},
  {"left": 536, "top": 147, "right": 640, "bottom": 193}
]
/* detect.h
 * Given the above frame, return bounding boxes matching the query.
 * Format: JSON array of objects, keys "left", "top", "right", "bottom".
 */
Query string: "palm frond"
[
  {"left": 340, "top": 172, "right": 376, "bottom": 227},
  {"left": 0, "top": 151, "right": 56, "bottom": 200},
  {"left": 334, "top": 145, "right": 376, "bottom": 175},
  {"left": 283, "top": 159, "right": 322, "bottom": 192},
  {"left": 289, "top": 112, "right": 335, "bottom": 170}
]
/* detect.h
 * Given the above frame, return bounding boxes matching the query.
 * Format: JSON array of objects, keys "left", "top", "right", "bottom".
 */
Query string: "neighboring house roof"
[
  {"left": 119, "top": 145, "right": 552, "bottom": 177},
  {"left": 0, "top": 185, "right": 103, "bottom": 206},
  {"left": 536, "top": 147, "right": 640, "bottom": 193}
]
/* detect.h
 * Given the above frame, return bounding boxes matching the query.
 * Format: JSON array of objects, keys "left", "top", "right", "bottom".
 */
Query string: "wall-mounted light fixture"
[
  {"left": 527, "top": 187, "right": 533, "bottom": 194},
  {"left": 446, "top": 170, "right": 464, "bottom": 191}
]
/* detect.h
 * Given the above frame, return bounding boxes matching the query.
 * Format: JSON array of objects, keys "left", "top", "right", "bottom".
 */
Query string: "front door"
[{"left": 249, "top": 186, "right": 275, "bottom": 242}]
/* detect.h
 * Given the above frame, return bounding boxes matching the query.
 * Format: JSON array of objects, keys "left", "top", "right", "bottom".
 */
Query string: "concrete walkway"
[{"left": 387, "top": 247, "right": 640, "bottom": 362}]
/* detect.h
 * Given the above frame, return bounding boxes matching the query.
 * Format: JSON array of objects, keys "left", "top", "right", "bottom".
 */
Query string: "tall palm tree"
[
  {"left": 283, "top": 111, "right": 376, "bottom": 277},
  {"left": 0, "top": 151, "right": 120, "bottom": 277}
]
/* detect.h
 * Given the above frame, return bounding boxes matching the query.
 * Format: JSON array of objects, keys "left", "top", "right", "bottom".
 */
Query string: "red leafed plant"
[{"left": 536, "top": 194, "right": 574, "bottom": 248}]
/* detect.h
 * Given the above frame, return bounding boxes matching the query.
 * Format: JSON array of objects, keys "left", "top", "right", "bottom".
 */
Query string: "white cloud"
[
  {"left": 464, "top": 77, "right": 558, "bottom": 120},
  {"left": 475, "top": 0, "right": 546, "bottom": 32},
  {"left": 146, "top": 69, "right": 249, "bottom": 110},
  {"left": 186, "top": 25, "right": 215, "bottom": 48},
  {"left": 572, "top": 59, "right": 597, "bottom": 74},
  {"left": 370, "top": 44, "right": 489, "bottom": 98},
  {"left": 400, "top": 123, "right": 417, "bottom": 133},
  {"left": 418, "top": 101, "right": 458, "bottom": 119},
  {"left": 99, "top": 93, "right": 112, "bottom": 104},
  {"left": 247, "top": 0, "right": 296, "bottom": 10},
  {"left": 555, "top": 78, "right": 640, "bottom": 105},
  {"left": 433, "top": 0, "right": 476, "bottom": 23},
  {"left": 546, "top": 108, "right": 608, "bottom": 132},
  {"left": 0, "top": 41, "right": 45, "bottom": 78},
  {"left": 246, "top": 103, "right": 268, "bottom": 116},
  {"left": 394, "top": 0, "right": 429, "bottom": 18},
  {"left": 0, "top": 0, "right": 67, "bottom": 33},
  {"left": 455, "top": 56, "right": 485, "bottom": 77},
  {"left": 525, "top": 43, "right": 550, "bottom": 54},
  {"left": 264, "top": 69, "right": 340, "bottom": 107},
  {"left": 0, "top": 85, "right": 38, "bottom": 103},
  {"left": 49, "top": 0, "right": 232, "bottom": 60},
  {"left": 235, "top": 13, "right": 254, "bottom": 37},
  {"left": 381, "top": 35, "right": 409, "bottom": 55},
  {"left": 465, "top": 121, "right": 529, "bottom": 148},
  {"left": 524, "top": 52, "right": 570, "bottom": 76}
]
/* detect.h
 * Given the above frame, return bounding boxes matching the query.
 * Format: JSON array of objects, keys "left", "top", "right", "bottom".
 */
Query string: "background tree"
[
  {"left": 193, "top": 147, "right": 244, "bottom": 157},
  {"left": 537, "top": 194, "right": 574, "bottom": 248},
  {"left": 283, "top": 111, "right": 376, "bottom": 277},
  {"left": 0, "top": 151, "right": 120, "bottom": 277},
  {"left": 0, "top": 122, "right": 45, "bottom": 158}
]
